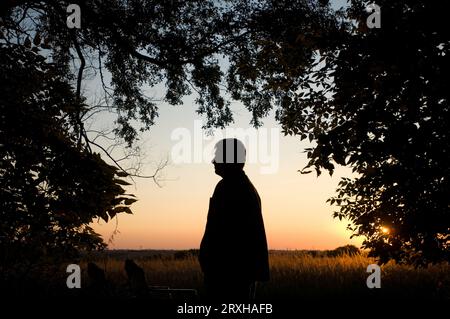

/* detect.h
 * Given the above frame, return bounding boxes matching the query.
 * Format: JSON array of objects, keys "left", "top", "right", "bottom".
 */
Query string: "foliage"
[
  {"left": 1, "top": 0, "right": 449, "bottom": 265},
  {"left": 327, "top": 245, "right": 360, "bottom": 257},
  {"left": 7, "top": 251, "right": 450, "bottom": 298},
  {"left": 0, "top": 0, "right": 335, "bottom": 263},
  {"left": 315, "top": 1, "right": 449, "bottom": 265},
  {"left": 0, "top": 44, "right": 136, "bottom": 266},
  {"left": 1, "top": 0, "right": 338, "bottom": 142}
]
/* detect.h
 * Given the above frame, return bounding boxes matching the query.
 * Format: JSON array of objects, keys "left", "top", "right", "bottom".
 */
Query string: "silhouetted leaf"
[
  {"left": 33, "top": 32, "right": 41, "bottom": 45},
  {"left": 124, "top": 198, "right": 137, "bottom": 205},
  {"left": 114, "top": 178, "right": 132, "bottom": 186}
]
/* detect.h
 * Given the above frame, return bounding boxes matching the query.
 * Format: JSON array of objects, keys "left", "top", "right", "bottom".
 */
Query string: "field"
[{"left": 77, "top": 249, "right": 450, "bottom": 300}]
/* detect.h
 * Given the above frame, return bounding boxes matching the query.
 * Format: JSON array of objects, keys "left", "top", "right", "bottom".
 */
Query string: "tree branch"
[
  {"left": 71, "top": 31, "right": 85, "bottom": 100},
  {"left": 70, "top": 30, "right": 92, "bottom": 152},
  {"left": 88, "top": 140, "right": 167, "bottom": 187},
  {"left": 130, "top": 49, "right": 165, "bottom": 67}
]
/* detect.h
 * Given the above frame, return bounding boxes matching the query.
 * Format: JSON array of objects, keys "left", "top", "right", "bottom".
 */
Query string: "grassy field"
[{"left": 79, "top": 249, "right": 450, "bottom": 300}]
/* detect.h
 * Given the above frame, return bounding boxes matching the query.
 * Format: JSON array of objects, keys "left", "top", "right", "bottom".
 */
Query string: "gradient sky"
[
  {"left": 87, "top": 89, "right": 362, "bottom": 250},
  {"left": 87, "top": 0, "right": 361, "bottom": 250}
]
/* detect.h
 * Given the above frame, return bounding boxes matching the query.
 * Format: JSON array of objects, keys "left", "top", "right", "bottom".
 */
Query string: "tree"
[
  {"left": 278, "top": 1, "right": 450, "bottom": 265},
  {"left": 0, "top": 43, "right": 139, "bottom": 269},
  {"left": 1, "top": 0, "right": 335, "bottom": 265},
  {"left": 3, "top": 0, "right": 447, "bottom": 266},
  {"left": 1, "top": 0, "right": 337, "bottom": 141}
]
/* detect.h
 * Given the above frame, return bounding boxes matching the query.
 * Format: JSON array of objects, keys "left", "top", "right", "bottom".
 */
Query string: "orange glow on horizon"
[{"left": 90, "top": 97, "right": 363, "bottom": 251}]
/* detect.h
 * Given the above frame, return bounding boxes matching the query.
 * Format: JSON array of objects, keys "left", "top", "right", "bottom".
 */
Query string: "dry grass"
[{"left": 81, "top": 250, "right": 450, "bottom": 299}]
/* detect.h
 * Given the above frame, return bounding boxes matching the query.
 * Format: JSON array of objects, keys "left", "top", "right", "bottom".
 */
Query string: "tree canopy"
[
  {"left": 0, "top": 43, "right": 139, "bottom": 268},
  {"left": 310, "top": 0, "right": 450, "bottom": 265},
  {"left": 1, "top": 0, "right": 449, "bottom": 265}
]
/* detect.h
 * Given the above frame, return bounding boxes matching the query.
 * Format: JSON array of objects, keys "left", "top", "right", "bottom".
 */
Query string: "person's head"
[{"left": 212, "top": 138, "right": 246, "bottom": 177}]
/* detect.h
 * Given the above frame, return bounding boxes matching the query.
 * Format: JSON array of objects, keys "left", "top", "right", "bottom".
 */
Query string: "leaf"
[
  {"left": 33, "top": 32, "right": 41, "bottom": 45},
  {"left": 122, "top": 207, "right": 133, "bottom": 214},
  {"left": 24, "top": 37, "right": 31, "bottom": 48},
  {"left": 116, "top": 171, "right": 129, "bottom": 177},
  {"left": 315, "top": 167, "right": 322, "bottom": 176},
  {"left": 111, "top": 206, "right": 133, "bottom": 215},
  {"left": 108, "top": 209, "right": 117, "bottom": 219},
  {"left": 333, "top": 151, "right": 346, "bottom": 165},
  {"left": 114, "top": 178, "right": 131, "bottom": 186},
  {"left": 100, "top": 212, "right": 109, "bottom": 223},
  {"left": 124, "top": 198, "right": 138, "bottom": 205}
]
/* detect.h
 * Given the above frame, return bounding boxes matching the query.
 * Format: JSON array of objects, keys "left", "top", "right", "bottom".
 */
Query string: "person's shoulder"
[
  {"left": 215, "top": 178, "right": 225, "bottom": 188},
  {"left": 243, "top": 174, "right": 259, "bottom": 191},
  {"left": 243, "top": 175, "right": 261, "bottom": 202},
  {"left": 213, "top": 176, "right": 242, "bottom": 194},
  {"left": 213, "top": 178, "right": 226, "bottom": 194}
]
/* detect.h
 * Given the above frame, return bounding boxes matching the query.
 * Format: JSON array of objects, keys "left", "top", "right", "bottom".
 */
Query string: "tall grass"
[{"left": 82, "top": 250, "right": 450, "bottom": 299}]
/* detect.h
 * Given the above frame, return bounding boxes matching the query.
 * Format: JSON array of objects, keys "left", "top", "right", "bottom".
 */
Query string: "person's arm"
[
  {"left": 248, "top": 192, "right": 270, "bottom": 282},
  {"left": 199, "top": 181, "right": 225, "bottom": 274}
]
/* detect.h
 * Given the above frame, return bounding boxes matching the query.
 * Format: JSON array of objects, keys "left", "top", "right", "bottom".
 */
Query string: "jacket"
[{"left": 199, "top": 170, "right": 270, "bottom": 282}]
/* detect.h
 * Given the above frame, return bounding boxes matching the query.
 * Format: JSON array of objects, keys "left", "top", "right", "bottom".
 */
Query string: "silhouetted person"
[{"left": 199, "top": 138, "right": 270, "bottom": 301}]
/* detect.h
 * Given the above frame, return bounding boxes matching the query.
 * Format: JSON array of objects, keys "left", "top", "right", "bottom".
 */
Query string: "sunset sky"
[
  {"left": 88, "top": 88, "right": 362, "bottom": 250},
  {"left": 87, "top": 0, "right": 361, "bottom": 250}
]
